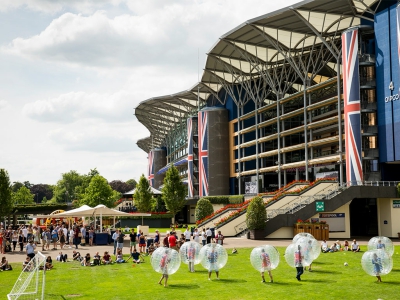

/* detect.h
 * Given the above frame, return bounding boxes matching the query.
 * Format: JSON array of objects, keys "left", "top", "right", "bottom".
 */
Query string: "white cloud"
[
  {"left": 0, "top": 0, "right": 122, "bottom": 14},
  {"left": 0, "top": 100, "right": 8, "bottom": 110},
  {"left": 23, "top": 90, "right": 135, "bottom": 123},
  {"left": 2, "top": 1, "right": 300, "bottom": 70}
]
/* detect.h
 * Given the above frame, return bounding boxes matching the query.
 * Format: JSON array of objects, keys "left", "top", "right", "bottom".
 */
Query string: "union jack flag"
[
  {"left": 187, "top": 118, "right": 194, "bottom": 198},
  {"left": 342, "top": 28, "right": 363, "bottom": 185},
  {"left": 147, "top": 150, "right": 154, "bottom": 187},
  {"left": 397, "top": 4, "right": 400, "bottom": 78},
  {"left": 198, "top": 111, "right": 209, "bottom": 197}
]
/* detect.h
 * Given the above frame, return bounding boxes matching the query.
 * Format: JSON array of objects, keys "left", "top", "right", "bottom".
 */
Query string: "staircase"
[{"left": 263, "top": 182, "right": 398, "bottom": 237}]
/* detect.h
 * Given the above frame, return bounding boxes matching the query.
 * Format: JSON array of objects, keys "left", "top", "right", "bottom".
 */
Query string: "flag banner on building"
[
  {"left": 342, "top": 28, "right": 363, "bottom": 185},
  {"left": 187, "top": 118, "right": 194, "bottom": 198},
  {"left": 147, "top": 150, "right": 154, "bottom": 187},
  {"left": 397, "top": 4, "right": 400, "bottom": 82},
  {"left": 198, "top": 111, "right": 209, "bottom": 197}
]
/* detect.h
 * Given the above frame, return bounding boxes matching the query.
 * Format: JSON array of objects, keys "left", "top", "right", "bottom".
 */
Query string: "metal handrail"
[{"left": 234, "top": 220, "right": 248, "bottom": 234}]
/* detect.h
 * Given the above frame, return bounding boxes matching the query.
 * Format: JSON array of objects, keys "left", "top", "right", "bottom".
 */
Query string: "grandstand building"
[{"left": 135, "top": 0, "right": 400, "bottom": 238}]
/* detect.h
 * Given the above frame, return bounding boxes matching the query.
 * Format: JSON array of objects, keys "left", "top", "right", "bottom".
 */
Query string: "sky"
[{"left": 0, "top": 0, "right": 300, "bottom": 185}]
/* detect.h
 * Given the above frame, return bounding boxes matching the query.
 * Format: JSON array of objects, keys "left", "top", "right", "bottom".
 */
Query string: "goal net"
[{"left": 7, "top": 252, "right": 46, "bottom": 300}]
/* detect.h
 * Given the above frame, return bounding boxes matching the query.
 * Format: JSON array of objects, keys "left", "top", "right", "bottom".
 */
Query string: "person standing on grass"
[
  {"left": 158, "top": 249, "right": 170, "bottom": 287},
  {"left": 206, "top": 228, "right": 212, "bottom": 244},
  {"left": 193, "top": 228, "right": 200, "bottom": 244},
  {"left": 294, "top": 245, "right": 304, "bottom": 281},
  {"left": 117, "top": 230, "right": 125, "bottom": 253},
  {"left": 168, "top": 231, "right": 177, "bottom": 251},
  {"left": 260, "top": 248, "right": 273, "bottom": 283},
  {"left": 129, "top": 228, "right": 137, "bottom": 253},
  {"left": 201, "top": 228, "right": 207, "bottom": 246},
  {"left": 187, "top": 243, "right": 196, "bottom": 272},
  {"left": 112, "top": 230, "right": 119, "bottom": 255},
  {"left": 207, "top": 244, "right": 219, "bottom": 280},
  {"left": 154, "top": 230, "right": 160, "bottom": 246},
  {"left": 26, "top": 240, "right": 36, "bottom": 259},
  {"left": 184, "top": 227, "right": 191, "bottom": 242},
  {"left": 372, "top": 252, "right": 382, "bottom": 282},
  {"left": 73, "top": 226, "right": 80, "bottom": 249},
  {"left": 163, "top": 232, "right": 170, "bottom": 248}
]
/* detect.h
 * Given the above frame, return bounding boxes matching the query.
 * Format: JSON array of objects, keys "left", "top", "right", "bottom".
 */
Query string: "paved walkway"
[{"left": 4, "top": 236, "right": 399, "bottom": 263}]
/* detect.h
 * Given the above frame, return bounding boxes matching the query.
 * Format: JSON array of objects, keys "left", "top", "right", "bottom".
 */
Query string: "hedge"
[
  {"left": 13, "top": 204, "right": 68, "bottom": 213},
  {"left": 200, "top": 195, "right": 244, "bottom": 205},
  {"left": 118, "top": 213, "right": 174, "bottom": 220}
]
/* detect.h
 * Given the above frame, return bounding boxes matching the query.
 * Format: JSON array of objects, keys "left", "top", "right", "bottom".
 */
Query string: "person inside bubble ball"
[
  {"left": 207, "top": 245, "right": 219, "bottom": 280},
  {"left": 372, "top": 252, "right": 382, "bottom": 282},
  {"left": 294, "top": 245, "right": 304, "bottom": 281},
  {"left": 158, "top": 249, "right": 170, "bottom": 287},
  {"left": 187, "top": 243, "right": 196, "bottom": 273},
  {"left": 303, "top": 239, "right": 313, "bottom": 271},
  {"left": 376, "top": 239, "right": 385, "bottom": 250},
  {"left": 260, "top": 248, "right": 273, "bottom": 283}
]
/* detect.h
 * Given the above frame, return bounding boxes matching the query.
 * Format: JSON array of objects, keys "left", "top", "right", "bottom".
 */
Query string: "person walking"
[{"left": 294, "top": 245, "right": 304, "bottom": 281}]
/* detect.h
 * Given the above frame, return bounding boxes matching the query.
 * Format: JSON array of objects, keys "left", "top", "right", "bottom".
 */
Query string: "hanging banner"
[
  {"left": 198, "top": 111, "right": 209, "bottom": 197},
  {"left": 342, "top": 28, "right": 363, "bottom": 185}
]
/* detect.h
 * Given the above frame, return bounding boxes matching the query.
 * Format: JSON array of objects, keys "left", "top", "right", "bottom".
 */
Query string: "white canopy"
[{"left": 124, "top": 186, "right": 162, "bottom": 196}]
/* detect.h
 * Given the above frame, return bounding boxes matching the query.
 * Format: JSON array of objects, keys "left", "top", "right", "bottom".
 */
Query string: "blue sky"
[{"left": 0, "top": 0, "right": 299, "bottom": 185}]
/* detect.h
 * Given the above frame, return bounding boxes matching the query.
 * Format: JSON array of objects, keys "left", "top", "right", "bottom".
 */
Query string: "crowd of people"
[{"left": 321, "top": 239, "right": 361, "bottom": 253}]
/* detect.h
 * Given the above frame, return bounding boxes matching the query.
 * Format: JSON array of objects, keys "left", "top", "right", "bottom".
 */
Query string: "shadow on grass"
[
  {"left": 311, "top": 270, "right": 342, "bottom": 274},
  {"left": 215, "top": 279, "right": 247, "bottom": 283},
  {"left": 376, "top": 281, "right": 399, "bottom": 285},
  {"left": 300, "top": 279, "right": 337, "bottom": 284},
  {"left": 312, "top": 261, "right": 334, "bottom": 265},
  {"left": 167, "top": 284, "right": 200, "bottom": 289},
  {"left": 192, "top": 270, "right": 208, "bottom": 274}
]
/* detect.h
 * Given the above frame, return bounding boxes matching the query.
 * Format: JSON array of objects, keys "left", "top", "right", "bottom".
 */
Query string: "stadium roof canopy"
[{"left": 135, "top": 0, "right": 385, "bottom": 153}]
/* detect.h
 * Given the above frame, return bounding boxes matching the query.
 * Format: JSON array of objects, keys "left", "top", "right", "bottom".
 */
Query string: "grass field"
[{"left": 1, "top": 245, "right": 399, "bottom": 299}]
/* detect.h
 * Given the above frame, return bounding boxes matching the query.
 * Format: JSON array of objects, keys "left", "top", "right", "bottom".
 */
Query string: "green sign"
[
  {"left": 316, "top": 201, "right": 325, "bottom": 212},
  {"left": 393, "top": 200, "right": 400, "bottom": 208}
]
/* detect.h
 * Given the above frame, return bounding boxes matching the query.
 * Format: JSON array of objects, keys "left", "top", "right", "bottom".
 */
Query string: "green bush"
[
  {"left": 397, "top": 183, "right": 400, "bottom": 197},
  {"left": 195, "top": 198, "right": 214, "bottom": 221},
  {"left": 246, "top": 196, "right": 267, "bottom": 230},
  {"left": 200, "top": 195, "right": 244, "bottom": 205},
  {"left": 228, "top": 195, "right": 244, "bottom": 204},
  {"left": 201, "top": 196, "right": 229, "bottom": 204}
]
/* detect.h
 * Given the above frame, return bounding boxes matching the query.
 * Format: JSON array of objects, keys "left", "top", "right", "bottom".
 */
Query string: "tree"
[
  {"left": 134, "top": 175, "right": 153, "bottom": 212},
  {"left": 246, "top": 196, "right": 267, "bottom": 230},
  {"left": 11, "top": 181, "right": 23, "bottom": 192},
  {"left": 109, "top": 180, "right": 133, "bottom": 193},
  {"left": 30, "top": 184, "right": 53, "bottom": 203},
  {"left": 13, "top": 186, "right": 34, "bottom": 205},
  {"left": 80, "top": 175, "right": 117, "bottom": 208},
  {"left": 51, "top": 170, "right": 86, "bottom": 203},
  {"left": 195, "top": 198, "right": 214, "bottom": 222},
  {"left": 126, "top": 179, "right": 137, "bottom": 190},
  {"left": 161, "top": 164, "right": 186, "bottom": 223},
  {"left": 0, "top": 169, "right": 13, "bottom": 219}
]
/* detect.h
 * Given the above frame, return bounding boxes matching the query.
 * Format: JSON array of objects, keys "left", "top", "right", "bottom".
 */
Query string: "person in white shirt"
[
  {"left": 193, "top": 228, "right": 200, "bottom": 243},
  {"left": 321, "top": 240, "right": 329, "bottom": 253},
  {"left": 184, "top": 228, "right": 192, "bottom": 242},
  {"left": 351, "top": 239, "right": 360, "bottom": 252},
  {"left": 22, "top": 226, "right": 28, "bottom": 243},
  {"left": 201, "top": 228, "right": 207, "bottom": 246},
  {"left": 206, "top": 228, "right": 212, "bottom": 244}
]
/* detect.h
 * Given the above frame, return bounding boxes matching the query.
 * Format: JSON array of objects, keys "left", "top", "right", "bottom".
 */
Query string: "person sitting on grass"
[
  {"left": 57, "top": 252, "right": 68, "bottom": 262},
  {"left": 102, "top": 251, "right": 112, "bottom": 265},
  {"left": 23, "top": 256, "right": 32, "bottom": 271},
  {"left": 72, "top": 250, "right": 82, "bottom": 261},
  {"left": 351, "top": 239, "right": 360, "bottom": 252},
  {"left": 45, "top": 256, "right": 53, "bottom": 270},
  {"left": 82, "top": 253, "right": 91, "bottom": 267},
  {"left": 330, "top": 242, "right": 338, "bottom": 252},
  {"left": 0, "top": 256, "right": 12, "bottom": 271},
  {"left": 127, "top": 249, "right": 142, "bottom": 264},
  {"left": 343, "top": 240, "right": 350, "bottom": 251},
  {"left": 148, "top": 243, "right": 155, "bottom": 256},
  {"left": 116, "top": 249, "right": 125, "bottom": 263},
  {"left": 93, "top": 252, "right": 101, "bottom": 266}
]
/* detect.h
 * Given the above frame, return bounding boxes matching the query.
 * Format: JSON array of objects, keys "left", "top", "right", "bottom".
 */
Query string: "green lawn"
[{"left": 1, "top": 246, "right": 399, "bottom": 299}]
